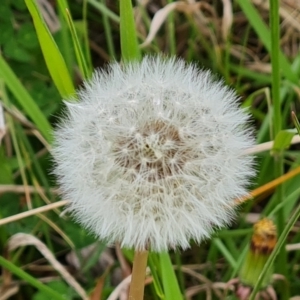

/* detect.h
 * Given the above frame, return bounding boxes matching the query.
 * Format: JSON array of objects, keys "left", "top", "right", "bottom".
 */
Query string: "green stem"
[
  {"left": 82, "top": 0, "right": 93, "bottom": 74},
  {"left": 128, "top": 250, "right": 149, "bottom": 300}
]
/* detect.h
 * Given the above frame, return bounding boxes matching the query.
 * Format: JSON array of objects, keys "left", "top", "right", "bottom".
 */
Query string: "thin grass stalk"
[
  {"left": 56, "top": 0, "right": 73, "bottom": 75},
  {"left": 82, "top": 0, "right": 93, "bottom": 74}
]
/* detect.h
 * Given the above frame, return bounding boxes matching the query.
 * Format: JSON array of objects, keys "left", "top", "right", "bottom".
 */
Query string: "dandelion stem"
[{"left": 129, "top": 250, "right": 149, "bottom": 300}]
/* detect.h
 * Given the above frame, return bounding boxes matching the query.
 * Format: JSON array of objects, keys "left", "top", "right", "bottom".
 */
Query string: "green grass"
[{"left": 0, "top": 0, "right": 300, "bottom": 299}]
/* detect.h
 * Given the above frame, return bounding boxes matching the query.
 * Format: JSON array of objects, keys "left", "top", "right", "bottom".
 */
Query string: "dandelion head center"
[{"left": 113, "top": 120, "right": 187, "bottom": 182}]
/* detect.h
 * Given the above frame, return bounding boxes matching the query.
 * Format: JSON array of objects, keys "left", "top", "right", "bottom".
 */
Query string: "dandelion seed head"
[{"left": 53, "top": 56, "right": 255, "bottom": 252}]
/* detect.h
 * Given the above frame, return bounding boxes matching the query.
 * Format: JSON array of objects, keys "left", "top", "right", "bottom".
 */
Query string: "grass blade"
[
  {"left": 292, "top": 111, "right": 300, "bottom": 135},
  {"left": 213, "top": 238, "right": 238, "bottom": 269},
  {"left": 148, "top": 253, "right": 164, "bottom": 299},
  {"left": 159, "top": 252, "right": 183, "bottom": 300},
  {"left": 120, "top": 0, "right": 141, "bottom": 62},
  {"left": 24, "top": 0, "right": 75, "bottom": 97},
  {"left": 0, "top": 256, "right": 65, "bottom": 300},
  {"left": 65, "top": 9, "right": 91, "bottom": 79}
]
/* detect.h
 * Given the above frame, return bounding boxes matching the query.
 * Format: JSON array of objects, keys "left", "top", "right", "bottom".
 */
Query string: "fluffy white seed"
[{"left": 53, "top": 56, "right": 255, "bottom": 252}]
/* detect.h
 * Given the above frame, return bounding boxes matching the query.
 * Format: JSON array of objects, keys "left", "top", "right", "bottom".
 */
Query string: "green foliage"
[
  {"left": 292, "top": 112, "right": 300, "bottom": 135},
  {"left": 65, "top": 9, "right": 91, "bottom": 79},
  {"left": 272, "top": 130, "right": 295, "bottom": 155},
  {"left": 24, "top": 0, "right": 75, "bottom": 97},
  {"left": 120, "top": 0, "right": 141, "bottom": 62},
  {"left": 159, "top": 252, "right": 183, "bottom": 300},
  {"left": 236, "top": 0, "right": 297, "bottom": 84},
  {"left": 33, "top": 281, "right": 71, "bottom": 300}
]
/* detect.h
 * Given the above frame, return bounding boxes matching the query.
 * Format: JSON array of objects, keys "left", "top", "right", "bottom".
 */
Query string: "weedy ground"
[{"left": 0, "top": 0, "right": 300, "bottom": 299}]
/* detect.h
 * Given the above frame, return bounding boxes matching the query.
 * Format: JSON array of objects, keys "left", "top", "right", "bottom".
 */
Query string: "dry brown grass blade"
[
  {"left": 253, "top": 0, "right": 300, "bottom": 32},
  {"left": 236, "top": 165, "right": 300, "bottom": 204},
  {"left": 221, "top": 0, "right": 233, "bottom": 40},
  {"left": 0, "top": 184, "right": 58, "bottom": 194},
  {"left": 140, "top": 2, "right": 181, "bottom": 48},
  {"left": 0, "top": 285, "right": 19, "bottom": 300},
  {"left": 185, "top": 284, "right": 211, "bottom": 300},
  {"left": 246, "top": 62, "right": 272, "bottom": 73},
  {"left": 115, "top": 243, "right": 131, "bottom": 278},
  {"left": 8, "top": 233, "right": 88, "bottom": 299},
  {"left": 2, "top": 102, "right": 51, "bottom": 151},
  {"left": 243, "top": 135, "right": 300, "bottom": 155},
  {"left": 140, "top": 1, "right": 205, "bottom": 48},
  {"left": 286, "top": 243, "right": 300, "bottom": 251},
  {"left": 107, "top": 271, "right": 152, "bottom": 300},
  {"left": 0, "top": 200, "right": 68, "bottom": 226},
  {"left": 107, "top": 275, "right": 132, "bottom": 300},
  {"left": 36, "top": 213, "right": 75, "bottom": 249},
  {"left": 36, "top": 0, "right": 60, "bottom": 33},
  {"left": 32, "top": 179, "right": 61, "bottom": 215},
  {"left": 186, "top": 282, "right": 233, "bottom": 300},
  {"left": 89, "top": 267, "right": 111, "bottom": 300},
  {"left": 180, "top": 266, "right": 223, "bottom": 299}
]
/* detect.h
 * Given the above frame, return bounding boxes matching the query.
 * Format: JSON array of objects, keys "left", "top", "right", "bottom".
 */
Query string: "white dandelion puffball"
[{"left": 53, "top": 56, "right": 254, "bottom": 252}]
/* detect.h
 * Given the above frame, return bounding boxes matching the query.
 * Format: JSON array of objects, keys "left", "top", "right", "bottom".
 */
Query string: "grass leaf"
[
  {"left": 24, "top": 0, "right": 75, "bottom": 97},
  {"left": 65, "top": 9, "right": 91, "bottom": 79},
  {"left": 120, "top": 0, "right": 141, "bottom": 62},
  {"left": 272, "top": 130, "right": 295, "bottom": 154},
  {"left": 159, "top": 252, "right": 183, "bottom": 300},
  {"left": 292, "top": 111, "right": 300, "bottom": 135}
]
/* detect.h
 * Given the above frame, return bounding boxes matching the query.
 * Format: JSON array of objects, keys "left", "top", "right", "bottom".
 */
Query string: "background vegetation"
[{"left": 0, "top": 0, "right": 300, "bottom": 299}]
